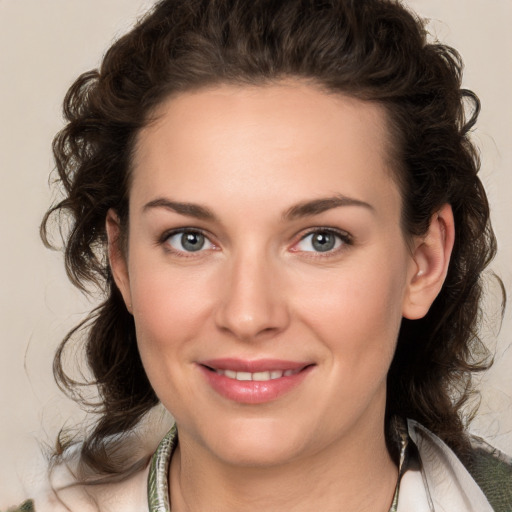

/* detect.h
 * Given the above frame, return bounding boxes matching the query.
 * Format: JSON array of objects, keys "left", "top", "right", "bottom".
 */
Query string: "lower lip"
[{"left": 198, "top": 365, "right": 313, "bottom": 404}]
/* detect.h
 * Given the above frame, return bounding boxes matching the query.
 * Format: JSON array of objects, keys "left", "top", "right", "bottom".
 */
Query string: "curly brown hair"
[{"left": 41, "top": 0, "right": 501, "bottom": 475}]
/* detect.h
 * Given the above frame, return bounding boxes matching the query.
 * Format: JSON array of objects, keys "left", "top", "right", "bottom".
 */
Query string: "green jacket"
[{"left": 467, "top": 437, "right": 512, "bottom": 512}]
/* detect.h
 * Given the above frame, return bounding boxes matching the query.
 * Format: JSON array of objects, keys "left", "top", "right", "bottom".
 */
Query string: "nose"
[{"left": 214, "top": 249, "right": 290, "bottom": 341}]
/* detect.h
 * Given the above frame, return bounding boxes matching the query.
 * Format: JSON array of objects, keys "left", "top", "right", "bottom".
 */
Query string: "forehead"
[{"left": 131, "top": 81, "right": 401, "bottom": 218}]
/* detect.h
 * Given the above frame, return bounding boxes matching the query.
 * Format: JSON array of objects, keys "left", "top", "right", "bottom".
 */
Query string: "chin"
[{"left": 204, "top": 416, "right": 310, "bottom": 467}]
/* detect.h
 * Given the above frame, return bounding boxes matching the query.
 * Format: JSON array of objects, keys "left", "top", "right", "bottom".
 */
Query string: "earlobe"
[
  {"left": 402, "top": 204, "right": 455, "bottom": 320},
  {"left": 105, "top": 209, "right": 133, "bottom": 314}
]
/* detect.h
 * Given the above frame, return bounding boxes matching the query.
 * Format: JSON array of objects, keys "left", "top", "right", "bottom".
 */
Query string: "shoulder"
[
  {"left": 1, "top": 500, "right": 35, "bottom": 512},
  {"left": 406, "top": 419, "right": 512, "bottom": 512},
  {"left": 467, "top": 435, "right": 512, "bottom": 511},
  {"left": 7, "top": 460, "right": 150, "bottom": 512}
]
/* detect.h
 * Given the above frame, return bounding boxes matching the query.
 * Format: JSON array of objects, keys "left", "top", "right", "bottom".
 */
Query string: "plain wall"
[{"left": 0, "top": 0, "right": 511, "bottom": 506}]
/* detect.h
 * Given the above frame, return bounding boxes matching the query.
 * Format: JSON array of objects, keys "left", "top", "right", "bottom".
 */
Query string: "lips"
[{"left": 198, "top": 358, "right": 314, "bottom": 404}]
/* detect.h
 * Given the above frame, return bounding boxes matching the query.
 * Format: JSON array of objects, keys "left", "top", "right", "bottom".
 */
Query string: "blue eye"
[
  {"left": 165, "top": 230, "right": 214, "bottom": 253},
  {"left": 295, "top": 230, "right": 347, "bottom": 253}
]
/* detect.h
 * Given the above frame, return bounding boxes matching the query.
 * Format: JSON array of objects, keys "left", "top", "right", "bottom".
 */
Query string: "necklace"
[{"left": 147, "top": 422, "right": 405, "bottom": 512}]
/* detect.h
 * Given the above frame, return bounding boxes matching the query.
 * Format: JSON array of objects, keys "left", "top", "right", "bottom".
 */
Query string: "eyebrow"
[
  {"left": 143, "top": 198, "right": 216, "bottom": 220},
  {"left": 283, "top": 195, "right": 375, "bottom": 220},
  {"left": 142, "top": 194, "right": 374, "bottom": 221}
]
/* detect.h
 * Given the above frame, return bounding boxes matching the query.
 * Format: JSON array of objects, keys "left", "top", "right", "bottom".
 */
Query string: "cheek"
[
  {"left": 294, "top": 252, "right": 408, "bottom": 372},
  {"left": 127, "top": 260, "right": 217, "bottom": 388}
]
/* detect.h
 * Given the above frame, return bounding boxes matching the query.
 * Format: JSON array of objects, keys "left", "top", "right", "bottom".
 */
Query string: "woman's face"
[{"left": 112, "top": 81, "right": 421, "bottom": 467}]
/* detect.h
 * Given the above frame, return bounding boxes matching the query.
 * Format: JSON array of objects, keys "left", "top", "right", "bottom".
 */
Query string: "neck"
[{"left": 169, "top": 419, "right": 398, "bottom": 512}]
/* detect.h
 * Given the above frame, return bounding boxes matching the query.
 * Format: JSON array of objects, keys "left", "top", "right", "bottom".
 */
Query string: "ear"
[
  {"left": 402, "top": 204, "right": 455, "bottom": 320},
  {"left": 106, "top": 208, "right": 133, "bottom": 314}
]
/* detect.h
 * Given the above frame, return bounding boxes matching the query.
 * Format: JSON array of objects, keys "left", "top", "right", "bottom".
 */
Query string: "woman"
[{"left": 10, "top": 0, "right": 511, "bottom": 510}]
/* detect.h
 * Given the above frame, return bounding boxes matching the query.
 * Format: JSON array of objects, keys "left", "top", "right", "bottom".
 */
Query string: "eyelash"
[{"left": 158, "top": 227, "right": 353, "bottom": 257}]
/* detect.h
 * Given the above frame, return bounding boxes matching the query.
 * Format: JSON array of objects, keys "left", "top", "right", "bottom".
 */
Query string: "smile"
[
  {"left": 213, "top": 368, "right": 302, "bottom": 381},
  {"left": 198, "top": 359, "right": 314, "bottom": 404}
]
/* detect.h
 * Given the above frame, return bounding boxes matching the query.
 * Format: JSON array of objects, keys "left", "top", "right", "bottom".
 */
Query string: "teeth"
[
  {"left": 252, "top": 371, "right": 271, "bottom": 381},
  {"left": 215, "top": 368, "right": 300, "bottom": 381}
]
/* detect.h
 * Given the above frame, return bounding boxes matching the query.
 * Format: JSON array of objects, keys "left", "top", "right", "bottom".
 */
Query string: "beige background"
[{"left": 0, "top": 0, "right": 510, "bottom": 505}]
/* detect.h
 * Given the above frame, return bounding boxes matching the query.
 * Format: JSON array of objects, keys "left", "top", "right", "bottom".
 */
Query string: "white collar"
[{"left": 396, "top": 419, "right": 494, "bottom": 512}]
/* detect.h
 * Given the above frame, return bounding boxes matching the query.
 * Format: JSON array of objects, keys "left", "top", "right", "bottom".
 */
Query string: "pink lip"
[{"left": 198, "top": 358, "right": 314, "bottom": 404}]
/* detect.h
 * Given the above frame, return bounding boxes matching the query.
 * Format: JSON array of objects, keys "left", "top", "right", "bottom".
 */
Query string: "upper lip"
[{"left": 199, "top": 358, "right": 313, "bottom": 373}]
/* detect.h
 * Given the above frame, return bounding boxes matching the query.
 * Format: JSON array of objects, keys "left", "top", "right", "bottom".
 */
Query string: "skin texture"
[{"left": 107, "top": 81, "right": 454, "bottom": 512}]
